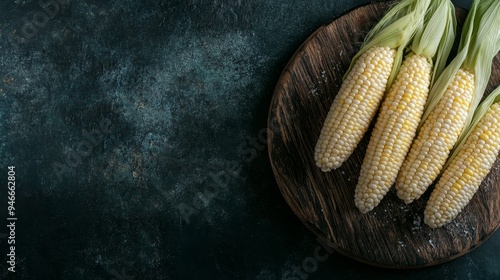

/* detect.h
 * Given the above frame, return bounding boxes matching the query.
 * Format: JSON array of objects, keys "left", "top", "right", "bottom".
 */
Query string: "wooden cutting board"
[{"left": 268, "top": 2, "right": 500, "bottom": 268}]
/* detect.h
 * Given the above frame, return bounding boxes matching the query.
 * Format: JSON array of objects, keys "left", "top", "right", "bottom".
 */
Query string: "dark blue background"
[{"left": 1, "top": 0, "right": 498, "bottom": 279}]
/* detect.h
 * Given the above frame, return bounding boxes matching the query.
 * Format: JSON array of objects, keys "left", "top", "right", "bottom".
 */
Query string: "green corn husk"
[
  {"left": 420, "top": 0, "right": 500, "bottom": 131},
  {"left": 439, "top": 0, "right": 500, "bottom": 167},
  {"left": 410, "top": 0, "right": 456, "bottom": 87},
  {"left": 343, "top": 0, "right": 431, "bottom": 88}
]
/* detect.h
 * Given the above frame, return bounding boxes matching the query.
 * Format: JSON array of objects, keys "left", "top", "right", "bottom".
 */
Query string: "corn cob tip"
[
  {"left": 396, "top": 187, "right": 418, "bottom": 204},
  {"left": 354, "top": 187, "right": 385, "bottom": 214}
]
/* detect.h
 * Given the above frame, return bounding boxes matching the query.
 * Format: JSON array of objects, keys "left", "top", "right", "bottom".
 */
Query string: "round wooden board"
[{"left": 268, "top": 2, "right": 500, "bottom": 268}]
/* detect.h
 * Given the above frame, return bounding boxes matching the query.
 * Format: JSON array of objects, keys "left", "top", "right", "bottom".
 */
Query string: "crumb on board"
[{"left": 428, "top": 239, "right": 435, "bottom": 248}]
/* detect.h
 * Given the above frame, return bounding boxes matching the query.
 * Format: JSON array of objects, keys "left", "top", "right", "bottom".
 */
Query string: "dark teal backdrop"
[{"left": 1, "top": 0, "right": 498, "bottom": 279}]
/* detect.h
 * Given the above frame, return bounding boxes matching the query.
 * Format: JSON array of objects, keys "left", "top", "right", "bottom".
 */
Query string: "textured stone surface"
[{"left": 0, "top": 0, "right": 497, "bottom": 279}]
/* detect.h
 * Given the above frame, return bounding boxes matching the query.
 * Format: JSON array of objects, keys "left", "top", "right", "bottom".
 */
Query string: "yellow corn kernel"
[
  {"left": 396, "top": 68, "right": 475, "bottom": 203},
  {"left": 355, "top": 53, "right": 431, "bottom": 213},
  {"left": 424, "top": 102, "right": 500, "bottom": 228},
  {"left": 315, "top": 46, "right": 395, "bottom": 172}
]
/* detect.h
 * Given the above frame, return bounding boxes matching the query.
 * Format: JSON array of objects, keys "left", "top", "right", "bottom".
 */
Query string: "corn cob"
[
  {"left": 396, "top": 0, "right": 500, "bottom": 203},
  {"left": 314, "top": 0, "right": 430, "bottom": 172},
  {"left": 396, "top": 68, "right": 474, "bottom": 203},
  {"left": 354, "top": 0, "right": 455, "bottom": 213},
  {"left": 355, "top": 53, "right": 432, "bottom": 213},
  {"left": 315, "top": 46, "right": 395, "bottom": 171},
  {"left": 424, "top": 102, "right": 500, "bottom": 228}
]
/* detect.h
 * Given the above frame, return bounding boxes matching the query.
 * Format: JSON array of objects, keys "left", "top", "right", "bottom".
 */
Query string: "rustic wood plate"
[{"left": 268, "top": 2, "right": 500, "bottom": 268}]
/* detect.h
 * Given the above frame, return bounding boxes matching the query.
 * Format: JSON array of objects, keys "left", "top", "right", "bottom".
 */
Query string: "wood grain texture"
[{"left": 268, "top": 2, "right": 500, "bottom": 268}]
